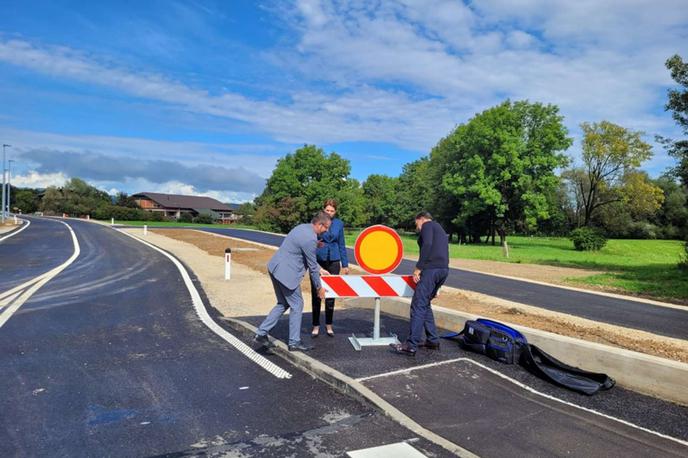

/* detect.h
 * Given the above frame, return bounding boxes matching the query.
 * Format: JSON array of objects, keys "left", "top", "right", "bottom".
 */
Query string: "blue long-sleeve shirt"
[
  {"left": 316, "top": 217, "right": 349, "bottom": 266},
  {"left": 416, "top": 220, "right": 449, "bottom": 270}
]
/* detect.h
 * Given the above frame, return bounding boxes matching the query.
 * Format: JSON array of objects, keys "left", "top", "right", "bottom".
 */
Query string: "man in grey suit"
[{"left": 254, "top": 211, "right": 331, "bottom": 352}]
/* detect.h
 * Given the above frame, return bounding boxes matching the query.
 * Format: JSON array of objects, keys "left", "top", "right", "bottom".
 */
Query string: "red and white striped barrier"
[{"left": 322, "top": 275, "right": 416, "bottom": 298}]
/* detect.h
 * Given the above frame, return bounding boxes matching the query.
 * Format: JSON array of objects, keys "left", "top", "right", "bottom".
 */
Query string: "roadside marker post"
[
  {"left": 111, "top": 218, "right": 114, "bottom": 225},
  {"left": 86, "top": 214, "right": 90, "bottom": 220},
  {"left": 143, "top": 225, "right": 148, "bottom": 236},
  {"left": 224, "top": 248, "right": 232, "bottom": 280},
  {"left": 13, "top": 215, "right": 17, "bottom": 224},
  {"left": 326, "top": 225, "right": 411, "bottom": 351}
]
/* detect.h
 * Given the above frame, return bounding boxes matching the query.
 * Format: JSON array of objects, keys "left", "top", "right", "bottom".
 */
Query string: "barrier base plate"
[{"left": 348, "top": 334, "right": 399, "bottom": 351}]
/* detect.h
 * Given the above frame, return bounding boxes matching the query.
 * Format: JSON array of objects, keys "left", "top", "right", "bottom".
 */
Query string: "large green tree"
[
  {"left": 660, "top": 54, "right": 688, "bottom": 185},
  {"left": 40, "top": 178, "right": 110, "bottom": 216},
  {"left": 362, "top": 174, "right": 399, "bottom": 226},
  {"left": 437, "top": 100, "right": 572, "bottom": 246},
  {"left": 566, "top": 121, "right": 654, "bottom": 226},
  {"left": 395, "top": 158, "right": 436, "bottom": 230},
  {"left": 254, "top": 145, "right": 366, "bottom": 232}
]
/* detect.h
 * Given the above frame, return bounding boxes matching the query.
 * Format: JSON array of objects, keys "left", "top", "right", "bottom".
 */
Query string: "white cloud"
[
  {"left": 1, "top": 0, "right": 685, "bottom": 176},
  {"left": 12, "top": 171, "right": 68, "bottom": 188}
]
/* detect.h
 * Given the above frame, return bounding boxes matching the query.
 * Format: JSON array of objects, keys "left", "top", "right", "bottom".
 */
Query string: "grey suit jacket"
[{"left": 268, "top": 223, "right": 321, "bottom": 291}]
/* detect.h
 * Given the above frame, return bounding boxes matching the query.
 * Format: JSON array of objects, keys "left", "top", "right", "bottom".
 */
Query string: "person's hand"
[
  {"left": 413, "top": 268, "right": 421, "bottom": 283},
  {"left": 318, "top": 287, "right": 326, "bottom": 299},
  {"left": 341, "top": 267, "right": 350, "bottom": 275},
  {"left": 320, "top": 268, "right": 330, "bottom": 276}
]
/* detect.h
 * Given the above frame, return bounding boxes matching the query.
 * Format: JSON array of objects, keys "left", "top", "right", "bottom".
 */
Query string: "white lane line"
[
  {"left": 356, "top": 358, "right": 466, "bottom": 382},
  {"left": 0, "top": 218, "right": 30, "bottom": 242},
  {"left": 117, "top": 229, "right": 292, "bottom": 380},
  {"left": 358, "top": 357, "right": 688, "bottom": 448},
  {"left": 0, "top": 221, "right": 80, "bottom": 328},
  {"left": 0, "top": 290, "right": 22, "bottom": 311}
]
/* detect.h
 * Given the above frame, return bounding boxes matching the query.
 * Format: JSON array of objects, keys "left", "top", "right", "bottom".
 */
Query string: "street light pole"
[
  {"left": 1, "top": 144, "right": 9, "bottom": 224},
  {"left": 8, "top": 159, "right": 15, "bottom": 216}
]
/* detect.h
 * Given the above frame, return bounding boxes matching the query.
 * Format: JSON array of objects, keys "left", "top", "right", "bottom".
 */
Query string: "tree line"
[{"left": 250, "top": 71, "right": 686, "bottom": 245}]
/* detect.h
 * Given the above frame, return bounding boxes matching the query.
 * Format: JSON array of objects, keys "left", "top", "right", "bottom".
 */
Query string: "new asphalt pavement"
[
  {"left": 198, "top": 227, "right": 688, "bottom": 340},
  {"left": 0, "top": 217, "right": 446, "bottom": 457}
]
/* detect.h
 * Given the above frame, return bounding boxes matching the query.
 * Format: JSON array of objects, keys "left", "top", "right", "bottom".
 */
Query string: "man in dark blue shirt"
[{"left": 391, "top": 211, "right": 449, "bottom": 356}]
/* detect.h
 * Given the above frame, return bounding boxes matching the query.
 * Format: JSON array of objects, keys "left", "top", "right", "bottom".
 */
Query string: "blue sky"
[{"left": 1, "top": 0, "right": 686, "bottom": 202}]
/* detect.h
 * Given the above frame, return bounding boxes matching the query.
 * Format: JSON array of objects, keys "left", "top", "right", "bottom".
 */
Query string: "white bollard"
[
  {"left": 86, "top": 214, "right": 90, "bottom": 220},
  {"left": 111, "top": 218, "right": 114, "bottom": 225},
  {"left": 14, "top": 215, "right": 18, "bottom": 224},
  {"left": 143, "top": 224, "right": 148, "bottom": 236},
  {"left": 224, "top": 248, "right": 232, "bottom": 280}
]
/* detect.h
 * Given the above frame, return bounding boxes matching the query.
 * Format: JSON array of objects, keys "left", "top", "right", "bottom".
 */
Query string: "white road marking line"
[
  {"left": 0, "top": 221, "right": 80, "bottom": 328},
  {"left": 358, "top": 357, "right": 688, "bottom": 448},
  {"left": 0, "top": 290, "right": 22, "bottom": 311},
  {"left": 0, "top": 218, "right": 30, "bottom": 242},
  {"left": 117, "top": 229, "right": 293, "bottom": 380},
  {"left": 355, "top": 358, "right": 466, "bottom": 382}
]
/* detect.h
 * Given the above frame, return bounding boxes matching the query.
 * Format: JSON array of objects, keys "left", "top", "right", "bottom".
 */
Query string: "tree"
[
  {"left": 652, "top": 176, "right": 688, "bottom": 239},
  {"left": 362, "top": 174, "right": 399, "bottom": 226},
  {"left": 396, "top": 158, "right": 436, "bottom": 231},
  {"left": 660, "top": 55, "right": 688, "bottom": 185},
  {"left": 11, "top": 187, "right": 40, "bottom": 214},
  {"left": 254, "top": 145, "right": 365, "bottom": 232},
  {"left": 571, "top": 121, "right": 653, "bottom": 226},
  {"left": 114, "top": 192, "right": 137, "bottom": 208},
  {"left": 438, "top": 100, "right": 572, "bottom": 246},
  {"left": 40, "top": 177, "right": 110, "bottom": 216}
]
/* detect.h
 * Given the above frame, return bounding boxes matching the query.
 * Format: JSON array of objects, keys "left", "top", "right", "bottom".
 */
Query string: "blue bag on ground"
[{"left": 453, "top": 318, "right": 615, "bottom": 395}]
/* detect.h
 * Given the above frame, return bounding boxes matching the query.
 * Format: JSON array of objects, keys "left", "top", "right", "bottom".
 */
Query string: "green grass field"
[{"left": 345, "top": 231, "right": 688, "bottom": 303}]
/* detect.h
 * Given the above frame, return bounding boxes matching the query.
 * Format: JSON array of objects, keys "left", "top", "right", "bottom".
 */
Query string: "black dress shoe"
[
  {"left": 419, "top": 341, "right": 440, "bottom": 350},
  {"left": 288, "top": 342, "right": 313, "bottom": 352},
  {"left": 389, "top": 343, "right": 416, "bottom": 356},
  {"left": 253, "top": 334, "right": 274, "bottom": 348}
]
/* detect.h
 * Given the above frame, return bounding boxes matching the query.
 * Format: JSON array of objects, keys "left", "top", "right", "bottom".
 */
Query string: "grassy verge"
[{"left": 345, "top": 231, "right": 687, "bottom": 303}]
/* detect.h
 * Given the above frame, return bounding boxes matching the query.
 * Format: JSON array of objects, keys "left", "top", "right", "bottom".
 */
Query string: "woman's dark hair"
[{"left": 323, "top": 198, "right": 338, "bottom": 210}]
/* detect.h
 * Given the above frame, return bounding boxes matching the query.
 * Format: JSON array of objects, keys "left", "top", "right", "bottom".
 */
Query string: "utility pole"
[
  {"left": 1, "top": 144, "right": 10, "bottom": 224},
  {"left": 8, "top": 159, "right": 15, "bottom": 216}
]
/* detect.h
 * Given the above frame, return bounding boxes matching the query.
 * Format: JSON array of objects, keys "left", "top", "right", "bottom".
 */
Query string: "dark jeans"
[
  {"left": 311, "top": 260, "right": 341, "bottom": 326},
  {"left": 406, "top": 267, "right": 449, "bottom": 350}
]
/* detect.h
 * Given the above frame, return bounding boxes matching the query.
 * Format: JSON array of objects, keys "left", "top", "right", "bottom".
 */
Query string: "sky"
[{"left": 0, "top": 0, "right": 687, "bottom": 203}]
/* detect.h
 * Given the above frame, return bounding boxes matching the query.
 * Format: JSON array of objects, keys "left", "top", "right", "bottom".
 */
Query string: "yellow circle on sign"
[
  {"left": 354, "top": 225, "right": 404, "bottom": 274},
  {"left": 359, "top": 231, "right": 399, "bottom": 271}
]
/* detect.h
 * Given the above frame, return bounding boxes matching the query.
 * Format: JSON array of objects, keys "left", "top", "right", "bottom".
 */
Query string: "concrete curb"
[
  {"left": 218, "top": 316, "right": 479, "bottom": 458},
  {"left": 355, "top": 297, "right": 688, "bottom": 406}
]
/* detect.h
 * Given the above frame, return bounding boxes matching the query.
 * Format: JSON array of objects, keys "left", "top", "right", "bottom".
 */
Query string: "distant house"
[{"left": 132, "top": 192, "right": 239, "bottom": 223}]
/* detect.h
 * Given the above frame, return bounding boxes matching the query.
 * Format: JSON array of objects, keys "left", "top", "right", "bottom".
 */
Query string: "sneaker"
[
  {"left": 288, "top": 342, "right": 313, "bottom": 352},
  {"left": 389, "top": 343, "right": 417, "bottom": 356},
  {"left": 253, "top": 334, "right": 274, "bottom": 348}
]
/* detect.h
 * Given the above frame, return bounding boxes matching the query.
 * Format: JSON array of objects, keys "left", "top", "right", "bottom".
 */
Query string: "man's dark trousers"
[{"left": 406, "top": 267, "right": 449, "bottom": 350}]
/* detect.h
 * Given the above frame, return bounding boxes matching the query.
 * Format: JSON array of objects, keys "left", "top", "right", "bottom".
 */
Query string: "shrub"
[
  {"left": 570, "top": 227, "right": 607, "bottom": 251},
  {"left": 193, "top": 214, "right": 214, "bottom": 224},
  {"left": 178, "top": 212, "right": 193, "bottom": 223}
]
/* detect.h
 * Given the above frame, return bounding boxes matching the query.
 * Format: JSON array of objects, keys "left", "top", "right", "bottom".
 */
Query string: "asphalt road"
[
  {"left": 0, "top": 218, "right": 446, "bottom": 457},
  {"left": 199, "top": 227, "right": 688, "bottom": 339},
  {"left": 246, "top": 307, "right": 688, "bottom": 457},
  {"left": 0, "top": 217, "right": 74, "bottom": 291}
]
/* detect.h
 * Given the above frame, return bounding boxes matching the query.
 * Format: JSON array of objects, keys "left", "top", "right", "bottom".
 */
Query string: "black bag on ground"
[
  {"left": 450, "top": 318, "right": 615, "bottom": 395},
  {"left": 520, "top": 344, "right": 615, "bottom": 395}
]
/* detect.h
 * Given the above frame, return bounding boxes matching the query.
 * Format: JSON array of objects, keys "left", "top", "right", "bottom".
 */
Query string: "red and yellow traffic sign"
[{"left": 354, "top": 225, "right": 404, "bottom": 274}]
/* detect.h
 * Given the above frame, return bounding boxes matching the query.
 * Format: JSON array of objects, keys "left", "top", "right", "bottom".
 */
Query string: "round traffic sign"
[{"left": 354, "top": 225, "right": 404, "bottom": 274}]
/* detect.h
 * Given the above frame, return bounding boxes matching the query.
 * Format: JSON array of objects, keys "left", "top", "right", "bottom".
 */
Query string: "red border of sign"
[{"left": 354, "top": 225, "right": 404, "bottom": 274}]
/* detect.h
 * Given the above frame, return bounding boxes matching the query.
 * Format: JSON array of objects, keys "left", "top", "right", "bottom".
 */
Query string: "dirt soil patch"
[{"left": 152, "top": 229, "right": 688, "bottom": 364}]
